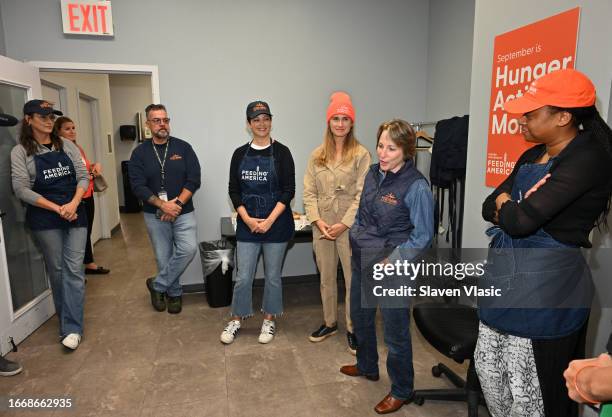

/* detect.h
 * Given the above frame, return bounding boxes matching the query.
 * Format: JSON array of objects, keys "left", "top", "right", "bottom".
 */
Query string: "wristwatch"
[{"left": 175, "top": 199, "right": 184, "bottom": 207}]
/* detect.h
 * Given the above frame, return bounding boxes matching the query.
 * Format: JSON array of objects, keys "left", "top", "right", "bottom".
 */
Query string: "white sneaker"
[
  {"left": 220, "top": 320, "right": 241, "bottom": 344},
  {"left": 258, "top": 319, "right": 276, "bottom": 344},
  {"left": 61, "top": 333, "right": 81, "bottom": 350}
]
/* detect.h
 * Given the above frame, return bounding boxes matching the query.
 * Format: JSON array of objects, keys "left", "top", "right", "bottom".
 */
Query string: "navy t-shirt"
[{"left": 129, "top": 137, "right": 201, "bottom": 214}]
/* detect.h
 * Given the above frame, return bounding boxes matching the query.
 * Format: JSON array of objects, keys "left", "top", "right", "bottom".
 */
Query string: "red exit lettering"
[{"left": 66, "top": 2, "right": 110, "bottom": 34}]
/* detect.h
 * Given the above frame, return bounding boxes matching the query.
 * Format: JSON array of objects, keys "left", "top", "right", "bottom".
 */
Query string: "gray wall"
[
  {"left": 465, "top": 0, "right": 612, "bottom": 375},
  {"left": 108, "top": 74, "right": 152, "bottom": 207},
  {"left": 422, "top": 0, "right": 475, "bottom": 248},
  {"left": 0, "top": 3, "right": 5, "bottom": 56},
  {"left": 0, "top": 0, "right": 431, "bottom": 282},
  {"left": 425, "top": 0, "right": 475, "bottom": 122}
]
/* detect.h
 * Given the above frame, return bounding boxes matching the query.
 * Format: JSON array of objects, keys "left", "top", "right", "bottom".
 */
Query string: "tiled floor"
[{"left": 1, "top": 213, "right": 484, "bottom": 417}]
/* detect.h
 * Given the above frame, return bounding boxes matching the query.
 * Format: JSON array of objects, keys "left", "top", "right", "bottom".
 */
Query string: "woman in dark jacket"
[
  {"left": 340, "top": 119, "right": 434, "bottom": 414},
  {"left": 220, "top": 101, "right": 295, "bottom": 345},
  {"left": 477, "top": 69, "right": 612, "bottom": 417}
]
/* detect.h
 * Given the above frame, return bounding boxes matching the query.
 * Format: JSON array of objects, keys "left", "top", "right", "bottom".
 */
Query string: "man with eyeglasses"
[{"left": 129, "top": 104, "right": 201, "bottom": 314}]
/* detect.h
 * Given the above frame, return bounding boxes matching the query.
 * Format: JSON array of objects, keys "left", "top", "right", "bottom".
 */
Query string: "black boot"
[
  {"left": 167, "top": 295, "right": 182, "bottom": 314},
  {"left": 347, "top": 331, "right": 357, "bottom": 355},
  {"left": 146, "top": 278, "right": 166, "bottom": 311}
]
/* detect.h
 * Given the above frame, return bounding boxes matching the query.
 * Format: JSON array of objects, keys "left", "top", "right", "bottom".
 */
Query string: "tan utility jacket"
[{"left": 303, "top": 144, "right": 371, "bottom": 228}]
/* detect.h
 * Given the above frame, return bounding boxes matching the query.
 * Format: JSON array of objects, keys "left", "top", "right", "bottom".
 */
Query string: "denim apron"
[
  {"left": 235, "top": 142, "right": 293, "bottom": 242},
  {"left": 26, "top": 149, "right": 87, "bottom": 230},
  {"left": 479, "top": 159, "right": 591, "bottom": 339}
]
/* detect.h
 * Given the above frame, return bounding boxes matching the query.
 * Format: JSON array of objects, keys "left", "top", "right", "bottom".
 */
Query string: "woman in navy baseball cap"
[
  {"left": 11, "top": 100, "right": 89, "bottom": 350},
  {"left": 220, "top": 101, "right": 296, "bottom": 346}
]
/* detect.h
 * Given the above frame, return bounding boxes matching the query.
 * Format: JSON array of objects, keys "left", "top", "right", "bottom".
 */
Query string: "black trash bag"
[{"left": 199, "top": 240, "right": 235, "bottom": 308}]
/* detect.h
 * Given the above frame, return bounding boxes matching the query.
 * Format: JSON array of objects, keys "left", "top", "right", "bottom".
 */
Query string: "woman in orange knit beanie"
[{"left": 303, "top": 91, "right": 370, "bottom": 354}]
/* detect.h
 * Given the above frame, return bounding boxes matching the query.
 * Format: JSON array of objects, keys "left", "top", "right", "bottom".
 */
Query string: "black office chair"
[{"left": 412, "top": 302, "right": 486, "bottom": 417}]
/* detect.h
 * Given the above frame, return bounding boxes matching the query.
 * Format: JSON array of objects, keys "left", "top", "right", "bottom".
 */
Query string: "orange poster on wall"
[{"left": 484, "top": 7, "right": 580, "bottom": 187}]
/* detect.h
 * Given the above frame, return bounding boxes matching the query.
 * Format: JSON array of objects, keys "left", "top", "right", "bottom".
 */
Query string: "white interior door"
[
  {"left": 0, "top": 55, "right": 55, "bottom": 356},
  {"left": 42, "top": 85, "right": 61, "bottom": 109},
  {"left": 41, "top": 80, "right": 67, "bottom": 114},
  {"left": 78, "top": 94, "right": 102, "bottom": 244}
]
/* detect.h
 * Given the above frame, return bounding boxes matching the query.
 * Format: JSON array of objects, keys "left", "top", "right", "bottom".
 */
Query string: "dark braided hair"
[{"left": 550, "top": 105, "right": 612, "bottom": 227}]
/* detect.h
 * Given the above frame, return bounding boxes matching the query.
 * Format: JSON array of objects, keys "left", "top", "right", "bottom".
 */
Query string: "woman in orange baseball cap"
[{"left": 477, "top": 68, "right": 612, "bottom": 417}]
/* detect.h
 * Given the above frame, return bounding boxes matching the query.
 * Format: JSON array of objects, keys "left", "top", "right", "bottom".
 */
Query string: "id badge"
[{"left": 158, "top": 191, "right": 168, "bottom": 201}]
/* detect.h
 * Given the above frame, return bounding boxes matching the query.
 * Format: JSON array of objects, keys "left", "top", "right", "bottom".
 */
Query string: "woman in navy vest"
[
  {"left": 340, "top": 119, "right": 434, "bottom": 414},
  {"left": 10, "top": 100, "right": 90, "bottom": 350},
  {"left": 220, "top": 101, "right": 295, "bottom": 345},
  {"left": 478, "top": 69, "right": 612, "bottom": 417}
]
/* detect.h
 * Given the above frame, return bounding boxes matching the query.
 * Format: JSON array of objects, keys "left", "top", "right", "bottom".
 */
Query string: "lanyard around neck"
[{"left": 152, "top": 138, "right": 170, "bottom": 188}]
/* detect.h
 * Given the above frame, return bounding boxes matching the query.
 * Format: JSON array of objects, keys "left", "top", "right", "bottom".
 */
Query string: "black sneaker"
[
  {"left": 309, "top": 324, "right": 338, "bottom": 342},
  {"left": 347, "top": 331, "right": 357, "bottom": 355},
  {"left": 0, "top": 356, "right": 23, "bottom": 376},
  {"left": 146, "top": 278, "right": 166, "bottom": 312},
  {"left": 167, "top": 295, "right": 182, "bottom": 314}
]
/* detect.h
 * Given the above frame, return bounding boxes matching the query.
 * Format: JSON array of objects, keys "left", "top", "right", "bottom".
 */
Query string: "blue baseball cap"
[
  {"left": 246, "top": 101, "right": 272, "bottom": 121},
  {"left": 23, "top": 100, "right": 63, "bottom": 116}
]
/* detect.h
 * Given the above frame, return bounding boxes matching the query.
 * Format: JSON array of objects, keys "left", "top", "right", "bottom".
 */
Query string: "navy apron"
[
  {"left": 479, "top": 158, "right": 591, "bottom": 339},
  {"left": 235, "top": 141, "right": 294, "bottom": 242},
  {"left": 26, "top": 148, "right": 87, "bottom": 230}
]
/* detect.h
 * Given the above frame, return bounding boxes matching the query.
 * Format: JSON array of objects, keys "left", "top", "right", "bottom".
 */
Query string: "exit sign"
[{"left": 60, "top": 0, "right": 113, "bottom": 36}]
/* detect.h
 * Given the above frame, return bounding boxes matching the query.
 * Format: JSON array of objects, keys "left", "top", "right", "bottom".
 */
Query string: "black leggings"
[
  {"left": 532, "top": 319, "right": 589, "bottom": 417},
  {"left": 83, "top": 196, "right": 95, "bottom": 265}
]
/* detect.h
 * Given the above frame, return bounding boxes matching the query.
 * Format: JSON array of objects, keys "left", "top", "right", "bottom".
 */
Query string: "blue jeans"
[
  {"left": 144, "top": 212, "right": 198, "bottom": 297},
  {"left": 32, "top": 227, "right": 87, "bottom": 338},
  {"left": 350, "top": 266, "right": 414, "bottom": 400},
  {"left": 231, "top": 241, "right": 288, "bottom": 318}
]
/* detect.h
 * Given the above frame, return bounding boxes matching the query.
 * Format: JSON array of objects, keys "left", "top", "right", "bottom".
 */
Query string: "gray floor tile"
[{"left": 5, "top": 213, "right": 481, "bottom": 417}]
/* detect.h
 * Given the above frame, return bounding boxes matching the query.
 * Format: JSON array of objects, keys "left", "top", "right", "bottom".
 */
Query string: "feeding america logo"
[
  {"left": 43, "top": 162, "right": 72, "bottom": 180},
  {"left": 242, "top": 166, "right": 268, "bottom": 182}
]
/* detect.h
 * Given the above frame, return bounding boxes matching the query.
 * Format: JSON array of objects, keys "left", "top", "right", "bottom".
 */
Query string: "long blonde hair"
[{"left": 314, "top": 124, "right": 360, "bottom": 167}]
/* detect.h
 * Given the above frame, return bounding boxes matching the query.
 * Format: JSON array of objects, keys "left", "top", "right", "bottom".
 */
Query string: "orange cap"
[
  {"left": 326, "top": 91, "right": 355, "bottom": 122},
  {"left": 504, "top": 69, "right": 596, "bottom": 114}
]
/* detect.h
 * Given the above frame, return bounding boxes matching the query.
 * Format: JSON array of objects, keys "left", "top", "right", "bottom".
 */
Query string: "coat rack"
[{"left": 410, "top": 121, "right": 436, "bottom": 165}]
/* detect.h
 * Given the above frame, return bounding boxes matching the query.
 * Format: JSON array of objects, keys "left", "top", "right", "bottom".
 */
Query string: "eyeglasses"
[
  {"left": 148, "top": 118, "right": 170, "bottom": 125},
  {"left": 34, "top": 114, "right": 57, "bottom": 122}
]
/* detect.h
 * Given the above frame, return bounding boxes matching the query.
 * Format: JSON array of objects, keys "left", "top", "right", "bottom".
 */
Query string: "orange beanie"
[{"left": 326, "top": 91, "right": 355, "bottom": 122}]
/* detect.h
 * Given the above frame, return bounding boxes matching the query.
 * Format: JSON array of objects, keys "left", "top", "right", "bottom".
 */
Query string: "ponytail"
[
  {"left": 564, "top": 105, "right": 612, "bottom": 154},
  {"left": 563, "top": 105, "right": 612, "bottom": 227}
]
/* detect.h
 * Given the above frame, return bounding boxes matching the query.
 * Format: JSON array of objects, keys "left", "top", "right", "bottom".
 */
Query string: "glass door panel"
[{"left": 0, "top": 83, "right": 48, "bottom": 312}]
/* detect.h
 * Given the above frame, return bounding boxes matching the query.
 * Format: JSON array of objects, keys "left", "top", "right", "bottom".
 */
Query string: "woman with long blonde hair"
[{"left": 303, "top": 92, "right": 371, "bottom": 354}]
